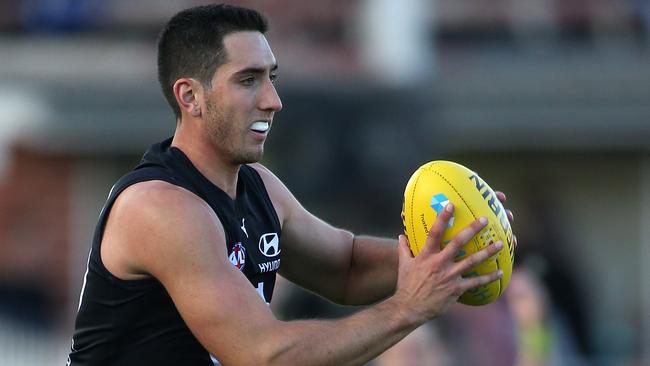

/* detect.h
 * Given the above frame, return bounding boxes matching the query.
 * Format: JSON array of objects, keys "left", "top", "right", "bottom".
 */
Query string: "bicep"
[
  {"left": 282, "top": 211, "right": 399, "bottom": 305},
  {"left": 279, "top": 206, "right": 356, "bottom": 302},
  {"left": 250, "top": 164, "right": 356, "bottom": 302}
]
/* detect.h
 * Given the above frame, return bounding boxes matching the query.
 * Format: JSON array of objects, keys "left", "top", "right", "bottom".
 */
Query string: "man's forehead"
[{"left": 221, "top": 31, "right": 277, "bottom": 72}]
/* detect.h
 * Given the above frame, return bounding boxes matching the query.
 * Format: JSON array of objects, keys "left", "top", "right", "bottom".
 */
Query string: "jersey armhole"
[{"left": 90, "top": 168, "right": 179, "bottom": 289}]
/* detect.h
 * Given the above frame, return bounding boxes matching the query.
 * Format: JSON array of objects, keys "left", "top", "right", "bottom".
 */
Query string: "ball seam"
[{"left": 409, "top": 170, "right": 422, "bottom": 253}]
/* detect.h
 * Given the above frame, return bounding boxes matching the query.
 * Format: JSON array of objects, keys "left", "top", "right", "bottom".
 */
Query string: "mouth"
[{"left": 250, "top": 120, "right": 270, "bottom": 134}]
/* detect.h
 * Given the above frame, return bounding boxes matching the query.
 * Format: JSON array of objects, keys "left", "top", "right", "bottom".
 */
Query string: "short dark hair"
[{"left": 157, "top": 4, "right": 268, "bottom": 119}]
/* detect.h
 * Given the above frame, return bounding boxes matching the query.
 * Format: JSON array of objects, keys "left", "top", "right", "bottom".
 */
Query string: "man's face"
[{"left": 202, "top": 31, "right": 282, "bottom": 164}]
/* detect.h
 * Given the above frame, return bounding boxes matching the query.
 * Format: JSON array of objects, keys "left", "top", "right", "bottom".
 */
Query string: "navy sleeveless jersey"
[{"left": 67, "top": 138, "right": 282, "bottom": 365}]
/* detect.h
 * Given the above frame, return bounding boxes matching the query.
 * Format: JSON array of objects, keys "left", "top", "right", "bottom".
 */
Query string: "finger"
[
  {"left": 506, "top": 209, "right": 514, "bottom": 223},
  {"left": 440, "top": 217, "right": 488, "bottom": 261},
  {"left": 495, "top": 191, "right": 507, "bottom": 202},
  {"left": 458, "top": 269, "right": 503, "bottom": 293},
  {"left": 398, "top": 234, "right": 415, "bottom": 259},
  {"left": 420, "top": 202, "right": 455, "bottom": 256},
  {"left": 450, "top": 241, "right": 503, "bottom": 277},
  {"left": 513, "top": 235, "right": 518, "bottom": 248}
]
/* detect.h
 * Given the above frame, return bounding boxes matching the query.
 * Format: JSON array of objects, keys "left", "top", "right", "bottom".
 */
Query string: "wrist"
[{"left": 378, "top": 295, "right": 428, "bottom": 332}]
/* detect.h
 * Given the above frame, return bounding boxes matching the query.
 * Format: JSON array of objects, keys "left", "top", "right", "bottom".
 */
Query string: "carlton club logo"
[
  {"left": 258, "top": 233, "right": 280, "bottom": 257},
  {"left": 229, "top": 242, "right": 246, "bottom": 270}
]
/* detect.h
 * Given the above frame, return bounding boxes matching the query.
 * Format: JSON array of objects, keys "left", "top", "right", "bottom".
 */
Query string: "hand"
[
  {"left": 392, "top": 203, "right": 504, "bottom": 323},
  {"left": 496, "top": 190, "right": 517, "bottom": 248}
]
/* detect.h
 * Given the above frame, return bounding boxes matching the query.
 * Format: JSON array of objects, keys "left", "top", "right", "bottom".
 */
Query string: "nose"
[{"left": 259, "top": 79, "right": 283, "bottom": 112}]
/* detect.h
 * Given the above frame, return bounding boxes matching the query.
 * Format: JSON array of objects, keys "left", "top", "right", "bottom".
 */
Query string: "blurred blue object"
[{"left": 19, "top": 0, "right": 104, "bottom": 32}]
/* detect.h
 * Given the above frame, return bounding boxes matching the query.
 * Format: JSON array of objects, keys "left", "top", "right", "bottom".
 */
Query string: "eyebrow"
[{"left": 232, "top": 64, "right": 278, "bottom": 77}]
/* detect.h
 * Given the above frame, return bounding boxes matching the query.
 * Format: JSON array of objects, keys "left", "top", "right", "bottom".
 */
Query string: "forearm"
[
  {"left": 342, "top": 235, "right": 399, "bottom": 305},
  {"left": 264, "top": 297, "right": 421, "bottom": 366}
]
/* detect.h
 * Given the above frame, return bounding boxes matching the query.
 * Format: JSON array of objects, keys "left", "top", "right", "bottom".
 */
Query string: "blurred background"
[{"left": 0, "top": 0, "right": 648, "bottom": 365}]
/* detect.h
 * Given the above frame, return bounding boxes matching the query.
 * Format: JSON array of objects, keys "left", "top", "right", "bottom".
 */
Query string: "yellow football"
[{"left": 401, "top": 161, "right": 515, "bottom": 305}]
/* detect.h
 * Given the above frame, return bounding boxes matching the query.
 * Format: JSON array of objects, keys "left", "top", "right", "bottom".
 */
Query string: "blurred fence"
[{"left": 0, "top": 317, "right": 68, "bottom": 366}]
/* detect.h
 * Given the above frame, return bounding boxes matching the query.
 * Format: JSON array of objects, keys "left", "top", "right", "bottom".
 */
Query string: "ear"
[{"left": 173, "top": 78, "right": 203, "bottom": 118}]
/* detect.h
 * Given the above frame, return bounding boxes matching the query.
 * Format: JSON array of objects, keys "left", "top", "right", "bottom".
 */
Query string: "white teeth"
[{"left": 250, "top": 121, "right": 269, "bottom": 132}]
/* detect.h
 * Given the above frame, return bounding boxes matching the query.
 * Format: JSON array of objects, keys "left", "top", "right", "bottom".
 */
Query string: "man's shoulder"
[
  {"left": 247, "top": 163, "right": 286, "bottom": 192},
  {"left": 113, "top": 180, "right": 214, "bottom": 228},
  {"left": 247, "top": 163, "right": 298, "bottom": 224},
  {"left": 102, "top": 179, "right": 227, "bottom": 282},
  {"left": 121, "top": 179, "right": 200, "bottom": 202},
  {"left": 247, "top": 162, "right": 274, "bottom": 179}
]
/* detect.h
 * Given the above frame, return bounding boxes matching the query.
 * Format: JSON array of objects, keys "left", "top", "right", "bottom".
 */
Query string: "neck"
[{"left": 171, "top": 128, "right": 240, "bottom": 199}]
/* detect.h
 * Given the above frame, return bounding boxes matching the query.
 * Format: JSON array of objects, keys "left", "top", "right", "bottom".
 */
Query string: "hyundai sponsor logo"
[{"left": 258, "top": 233, "right": 280, "bottom": 257}]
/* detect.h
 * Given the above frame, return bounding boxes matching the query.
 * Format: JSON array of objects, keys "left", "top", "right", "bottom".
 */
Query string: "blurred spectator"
[
  {"left": 442, "top": 297, "right": 518, "bottom": 366},
  {"left": 507, "top": 266, "right": 586, "bottom": 366},
  {"left": 508, "top": 267, "right": 552, "bottom": 366},
  {"left": 517, "top": 183, "right": 591, "bottom": 357}
]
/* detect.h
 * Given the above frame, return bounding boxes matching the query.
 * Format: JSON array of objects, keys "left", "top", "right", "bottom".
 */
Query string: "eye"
[
  {"left": 240, "top": 76, "right": 255, "bottom": 86},
  {"left": 270, "top": 73, "right": 278, "bottom": 84}
]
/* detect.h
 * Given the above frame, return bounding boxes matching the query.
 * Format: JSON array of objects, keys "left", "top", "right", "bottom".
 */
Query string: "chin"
[{"left": 235, "top": 149, "right": 264, "bottom": 165}]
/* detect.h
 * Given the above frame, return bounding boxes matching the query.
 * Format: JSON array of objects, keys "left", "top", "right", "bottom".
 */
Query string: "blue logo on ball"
[{"left": 430, "top": 193, "right": 454, "bottom": 227}]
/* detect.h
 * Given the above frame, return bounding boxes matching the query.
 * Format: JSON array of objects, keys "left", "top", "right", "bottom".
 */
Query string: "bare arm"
[
  {"left": 278, "top": 208, "right": 399, "bottom": 305},
  {"left": 101, "top": 179, "right": 503, "bottom": 366},
  {"left": 252, "top": 164, "right": 398, "bottom": 304},
  {"left": 253, "top": 164, "right": 514, "bottom": 306},
  {"left": 343, "top": 235, "right": 398, "bottom": 304}
]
